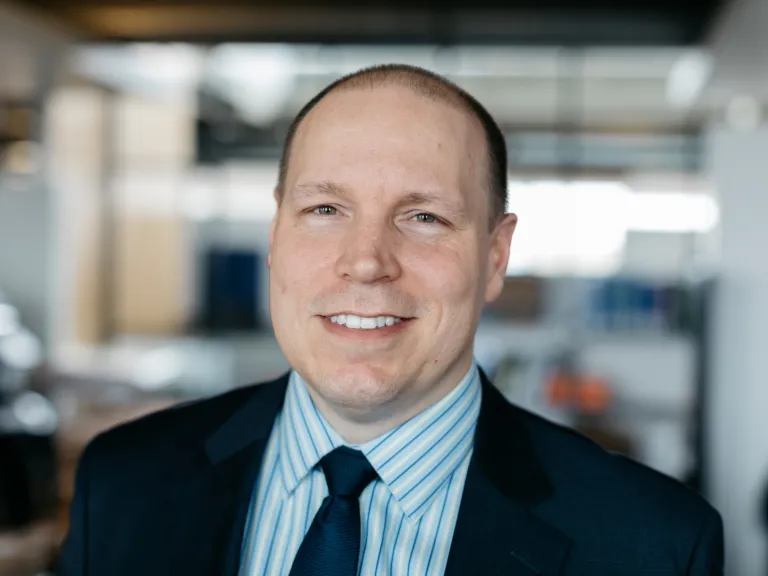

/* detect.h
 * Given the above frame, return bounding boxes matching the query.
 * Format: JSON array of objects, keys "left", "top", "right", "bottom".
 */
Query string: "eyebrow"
[{"left": 290, "top": 181, "right": 353, "bottom": 202}]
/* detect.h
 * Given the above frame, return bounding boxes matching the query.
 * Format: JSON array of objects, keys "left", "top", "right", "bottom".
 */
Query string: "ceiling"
[
  {"left": 19, "top": 0, "right": 725, "bottom": 46},
  {"left": 1, "top": 0, "right": 736, "bottom": 175}
]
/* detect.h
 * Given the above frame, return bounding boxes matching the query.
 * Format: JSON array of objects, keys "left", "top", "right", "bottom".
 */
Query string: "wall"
[
  {"left": 0, "top": 1, "right": 71, "bottom": 346},
  {"left": 707, "top": 125, "right": 768, "bottom": 576},
  {"left": 0, "top": 177, "right": 51, "bottom": 340}
]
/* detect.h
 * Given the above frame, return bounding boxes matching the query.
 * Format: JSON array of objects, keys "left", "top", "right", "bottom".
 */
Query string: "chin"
[{"left": 313, "top": 363, "right": 402, "bottom": 408}]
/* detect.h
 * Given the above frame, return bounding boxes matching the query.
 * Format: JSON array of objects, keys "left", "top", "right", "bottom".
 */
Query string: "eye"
[
  {"left": 412, "top": 212, "right": 440, "bottom": 224},
  {"left": 312, "top": 205, "right": 338, "bottom": 216}
]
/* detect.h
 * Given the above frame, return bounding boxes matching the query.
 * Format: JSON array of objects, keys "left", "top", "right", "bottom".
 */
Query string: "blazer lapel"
[
  {"left": 444, "top": 372, "right": 571, "bottom": 576},
  {"left": 189, "top": 374, "right": 290, "bottom": 576}
]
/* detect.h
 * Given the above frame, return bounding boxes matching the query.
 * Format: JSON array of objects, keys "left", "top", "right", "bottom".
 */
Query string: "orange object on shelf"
[
  {"left": 577, "top": 376, "right": 612, "bottom": 414},
  {"left": 545, "top": 370, "right": 612, "bottom": 415}
]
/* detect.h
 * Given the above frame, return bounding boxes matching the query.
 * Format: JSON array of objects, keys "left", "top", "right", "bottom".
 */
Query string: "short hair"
[{"left": 276, "top": 64, "right": 508, "bottom": 224}]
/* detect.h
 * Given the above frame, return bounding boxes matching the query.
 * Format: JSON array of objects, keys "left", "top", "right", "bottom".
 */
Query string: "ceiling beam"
[{"left": 32, "top": 5, "right": 704, "bottom": 45}]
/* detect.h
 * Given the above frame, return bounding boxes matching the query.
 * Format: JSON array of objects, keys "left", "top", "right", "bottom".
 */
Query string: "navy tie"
[{"left": 289, "top": 447, "right": 378, "bottom": 576}]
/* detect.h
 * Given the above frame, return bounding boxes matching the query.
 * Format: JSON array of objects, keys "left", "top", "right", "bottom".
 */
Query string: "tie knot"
[{"left": 320, "top": 447, "right": 377, "bottom": 498}]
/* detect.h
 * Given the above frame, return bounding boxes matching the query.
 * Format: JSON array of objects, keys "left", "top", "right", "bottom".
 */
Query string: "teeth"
[{"left": 329, "top": 314, "right": 404, "bottom": 330}]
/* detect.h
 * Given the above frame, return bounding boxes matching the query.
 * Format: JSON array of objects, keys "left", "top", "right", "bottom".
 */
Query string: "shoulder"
[
  {"left": 512, "top": 403, "right": 720, "bottom": 534},
  {"left": 80, "top": 375, "right": 288, "bottom": 482}
]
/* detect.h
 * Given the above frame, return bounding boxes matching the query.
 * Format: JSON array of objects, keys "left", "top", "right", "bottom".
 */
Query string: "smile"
[{"left": 328, "top": 314, "right": 404, "bottom": 330}]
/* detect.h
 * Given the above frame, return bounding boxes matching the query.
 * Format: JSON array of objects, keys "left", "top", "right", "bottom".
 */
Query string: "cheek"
[
  {"left": 271, "top": 231, "right": 338, "bottom": 297},
  {"left": 407, "top": 242, "right": 480, "bottom": 305}
]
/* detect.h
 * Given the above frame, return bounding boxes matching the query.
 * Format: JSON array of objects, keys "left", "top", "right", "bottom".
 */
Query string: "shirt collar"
[
  {"left": 278, "top": 371, "right": 344, "bottom": 494},
  {"left": 278, "top": 363, "right": 482, "bottom": 522}
]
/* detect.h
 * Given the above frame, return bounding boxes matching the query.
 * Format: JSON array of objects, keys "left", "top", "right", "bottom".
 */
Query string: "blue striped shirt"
[{"left": 239, "top": 363, "right": 482, "bottom": 576}]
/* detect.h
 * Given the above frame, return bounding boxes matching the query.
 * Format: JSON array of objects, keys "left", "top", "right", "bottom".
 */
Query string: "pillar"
[{"left": 707, "top": 125, "right": 768, "bottom": 576}]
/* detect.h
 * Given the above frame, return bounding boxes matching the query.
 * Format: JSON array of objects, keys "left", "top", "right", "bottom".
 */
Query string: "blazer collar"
[
  {"left": 473, "top": 369, "right": 554, "bottom": 505},
  {"left": 193, "top": 373, "right": 290, "bottom": 576},
  {"left": 205, "top": 372, "right": 289, "bottom": 464},
  {"left": 444, "top": 370, "right": 571, "bottom": 576},
  {"left": 203, "top": 368, "right": 549, "bottom": 498}
]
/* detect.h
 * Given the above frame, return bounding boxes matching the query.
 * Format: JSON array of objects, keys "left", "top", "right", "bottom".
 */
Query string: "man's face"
[{"left": 269, "top": 85, "right": 516, "bottom": 420}]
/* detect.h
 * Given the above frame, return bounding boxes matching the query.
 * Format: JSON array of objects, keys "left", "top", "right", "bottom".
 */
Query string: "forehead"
[{"left": 286, "top": 86, "right": 487, "bottom": 206}]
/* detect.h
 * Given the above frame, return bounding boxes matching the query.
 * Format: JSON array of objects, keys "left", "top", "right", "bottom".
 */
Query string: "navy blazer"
[{"left": 58, "top": 371, "right": 723, "bottom": 575}]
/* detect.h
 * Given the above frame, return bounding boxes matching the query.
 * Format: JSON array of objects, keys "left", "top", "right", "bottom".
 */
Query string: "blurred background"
[{"left": 0, "top": 0, "right": 766, "bottom": 573}]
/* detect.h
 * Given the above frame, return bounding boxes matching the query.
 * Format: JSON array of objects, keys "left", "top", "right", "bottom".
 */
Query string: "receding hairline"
[{"left": 322, "top": 68, "right": 475, "bottom": 111}]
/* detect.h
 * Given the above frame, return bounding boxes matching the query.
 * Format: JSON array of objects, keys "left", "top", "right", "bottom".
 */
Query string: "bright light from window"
[
  {"left": 626, "top": 193, "right": 719, "bottom": 233},
  {"left": 183, "top": 179, "right": 220, "bottom": 221},
  {"left": 75, "top": 44, "right": 205, "bottom": 95},
  {"left": 505, "top": 180, "right": 719, "bottom": 276},
  {"left": 506, "top": 180, "right": 629, "bottom": 276},
  {"left": 666, "top": 50, "right": 712, "bottom": 108},
  {"left": 208, "top": 44, "right": 298, "bottom": 125},
  {"left": 225, "top": 164, "right": 279, "bottom": 220},
  {"left": 181, "top": 164, "right": 278, "bottom": 221}
]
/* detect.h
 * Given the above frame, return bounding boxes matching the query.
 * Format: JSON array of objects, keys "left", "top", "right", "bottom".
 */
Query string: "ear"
[
  {"left": 268, "top": 188, "right": 280, "bottom": 268},
  {"left": 484, "top": 213, "right": 518, "bottom": 304}
]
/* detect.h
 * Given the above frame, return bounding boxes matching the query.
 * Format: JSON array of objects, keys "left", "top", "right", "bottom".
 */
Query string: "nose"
[{"left": 334, "top": 218, "right": 402, "bottom": 284}]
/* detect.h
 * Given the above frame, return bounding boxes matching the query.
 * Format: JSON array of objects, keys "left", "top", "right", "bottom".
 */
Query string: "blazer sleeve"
[
  {"left": 57, "top": 439, "right": 96, "bottom": 576},
  {"left": 687, "top": 509, "right": 725, "bottom": 576}
]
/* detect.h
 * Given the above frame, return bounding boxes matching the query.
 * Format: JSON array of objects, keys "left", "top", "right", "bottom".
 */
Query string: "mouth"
[{"left": 320, "top": 313, "right": 413, "bottom": 332}]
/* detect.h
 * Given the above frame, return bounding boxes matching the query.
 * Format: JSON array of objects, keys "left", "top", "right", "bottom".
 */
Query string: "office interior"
[{"left": 0, "top": 0, "right": 767, "bottom": 573}]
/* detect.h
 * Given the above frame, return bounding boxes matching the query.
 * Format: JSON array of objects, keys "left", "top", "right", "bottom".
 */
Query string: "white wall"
[
  {"left": 707, "top": 125, "right": 768, "bottom": 576},
  {"left": 0, "top": 176, "right": 52, "bottom": 340},
  {"left": 0, "top": 1, "right": 72, "bottom": 346}
]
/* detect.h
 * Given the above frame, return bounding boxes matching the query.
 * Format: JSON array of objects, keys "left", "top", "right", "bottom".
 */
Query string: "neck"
[
  {"left": 314, "top": 401, "right": 412, "bottom": 445},
  {"left": 306, "top": 358, "right": 474, "bottom": 445}
]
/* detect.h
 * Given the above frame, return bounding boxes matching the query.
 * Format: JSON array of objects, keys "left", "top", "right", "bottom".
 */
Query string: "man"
[{"left": 59, "top": 64, "right": 723, "bottom": 575}]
